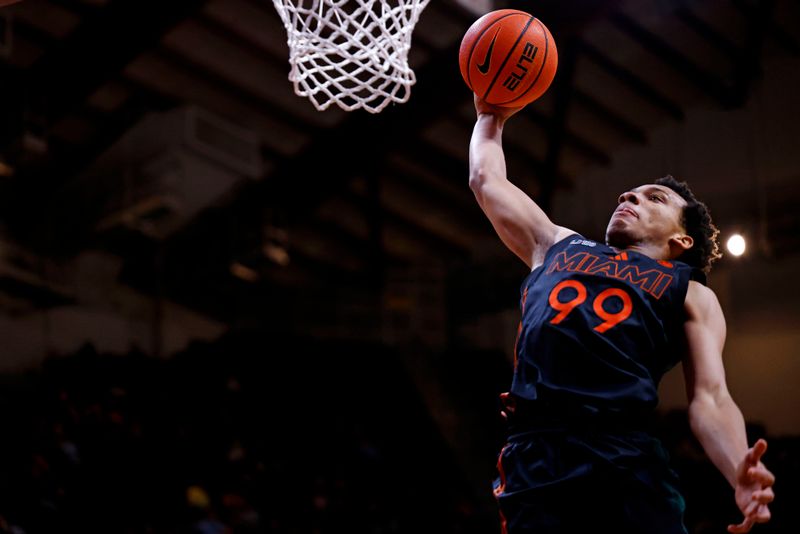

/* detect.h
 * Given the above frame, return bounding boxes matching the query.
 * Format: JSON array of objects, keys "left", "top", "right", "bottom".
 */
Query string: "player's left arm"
[{"left": 682, "top": 281, "right": 775, "bottom": 534}]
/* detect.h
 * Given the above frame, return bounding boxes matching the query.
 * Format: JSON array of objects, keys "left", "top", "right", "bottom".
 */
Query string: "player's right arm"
[
  {"left": 469, "top": 95, "right": 573, "bottom": 270},
  {"left": 682, "top": 281, "right": 775, "bottom": 533}
]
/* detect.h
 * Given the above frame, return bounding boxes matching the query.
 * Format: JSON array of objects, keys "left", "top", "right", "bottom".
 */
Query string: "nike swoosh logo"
[{"left": 477, "top": 29, "right": 500, "bottom": 75}]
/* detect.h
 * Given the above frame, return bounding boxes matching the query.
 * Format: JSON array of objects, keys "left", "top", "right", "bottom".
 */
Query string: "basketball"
[{"left": 459, "top": 9, "right": 558, "bottom": 108}]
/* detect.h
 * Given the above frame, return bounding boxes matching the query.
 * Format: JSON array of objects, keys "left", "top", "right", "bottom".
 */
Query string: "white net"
[{"left": 273, "top": 0, "right": 430, "bottom": 114}]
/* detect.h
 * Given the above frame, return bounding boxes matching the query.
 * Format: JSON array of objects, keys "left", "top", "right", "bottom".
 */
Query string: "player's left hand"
[
  {"left": 727, "top": 438, "right": 775, "bottom": 533},
  {"left": 473, "top": 94, "right": 524, "bottom": 122}
]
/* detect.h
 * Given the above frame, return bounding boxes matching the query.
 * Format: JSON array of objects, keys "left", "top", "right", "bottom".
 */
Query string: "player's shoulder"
[
  {"left": 553, "top": 226, "right": 579, "bottom": 244},
  {"left": 530, "top": 226, "right": 580, "bottom": 270},
  {"left": 542, "top": 226, "right": 582, "bottom": 251},
  {"left": 685, "top": 280, "right": 722, "bottom": 317}
]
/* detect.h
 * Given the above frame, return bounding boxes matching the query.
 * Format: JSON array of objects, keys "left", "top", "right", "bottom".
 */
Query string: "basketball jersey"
[{"left": 510, "top": 233, "right": 697, "bottom": 417}]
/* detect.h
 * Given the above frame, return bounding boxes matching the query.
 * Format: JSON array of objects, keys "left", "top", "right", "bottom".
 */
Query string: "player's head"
[
  {"left": 654, "top": 176, "right": 721, "bottom": 273},
  {"left": 605, "top": 175, "right": 721, "bottom": 273}
]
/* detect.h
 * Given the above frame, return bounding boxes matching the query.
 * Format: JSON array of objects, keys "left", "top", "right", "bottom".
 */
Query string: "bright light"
[
  {"left": 230, "top": 262, "right": 260, "bottom": 283},
  {"left": 726, "top": 234, "right": 746, "bottom": 257}
]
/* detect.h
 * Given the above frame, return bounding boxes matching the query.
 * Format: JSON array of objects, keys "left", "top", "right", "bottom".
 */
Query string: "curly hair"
[{"left": 655, "top": 175, "right": 721, "bottom": 274}]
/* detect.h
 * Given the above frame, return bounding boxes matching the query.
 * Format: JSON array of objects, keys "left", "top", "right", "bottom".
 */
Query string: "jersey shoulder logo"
[
  {"left": 477, "top": 29, "right": 500, "bottom": 75},
  {"left": 569, "top": 238, "right": 597, "bottom": 247}
]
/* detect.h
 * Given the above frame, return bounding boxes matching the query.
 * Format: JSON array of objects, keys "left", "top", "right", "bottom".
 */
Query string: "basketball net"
[{"left": 273, "top": 0, "right": 430, "bottom": 114}]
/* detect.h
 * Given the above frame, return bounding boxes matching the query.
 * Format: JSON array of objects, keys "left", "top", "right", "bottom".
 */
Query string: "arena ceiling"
[{"left": 0, "top": 0, "right": 799, "bottom": 325}]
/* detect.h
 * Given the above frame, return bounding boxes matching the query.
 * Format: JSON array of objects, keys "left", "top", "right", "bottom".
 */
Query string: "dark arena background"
[{"left": 0, "top": 0, "right": 798, "bottom": 532}]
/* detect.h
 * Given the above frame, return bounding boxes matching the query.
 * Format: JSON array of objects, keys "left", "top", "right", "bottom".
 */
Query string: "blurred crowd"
[
  {"left": 0, "top": 333, "right": 796, "bottom": 533},
  {"left": 0, "top": 335, "right": 487, "bottom": 534}
]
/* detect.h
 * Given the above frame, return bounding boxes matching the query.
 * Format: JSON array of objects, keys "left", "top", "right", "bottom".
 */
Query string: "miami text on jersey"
[{"left": 545, "top": 251, "right": 674, "bottom": 299}]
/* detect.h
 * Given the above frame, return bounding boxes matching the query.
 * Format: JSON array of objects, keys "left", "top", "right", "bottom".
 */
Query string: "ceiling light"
[
  {"left": 726, "top": 234, "right": 746, "bottom": 257},
  {"left": 263, "top": 243, "right": 290, "bottom": 266},
  {"left": 230, "top": 262, "right": 259, "bottom": 283}
]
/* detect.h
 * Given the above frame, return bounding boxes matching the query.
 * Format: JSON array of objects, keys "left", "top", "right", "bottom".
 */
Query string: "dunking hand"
[
  {"left": 473, "top": 94, "right": 525, "bottom": 122},
  {"left": 728, "top": 439, "right": 775, "bottom": 533}
]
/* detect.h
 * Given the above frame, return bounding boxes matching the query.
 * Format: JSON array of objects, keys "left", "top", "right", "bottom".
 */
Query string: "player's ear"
[{"left": 669, "top": 233, "right": 693, "bottom": 253}]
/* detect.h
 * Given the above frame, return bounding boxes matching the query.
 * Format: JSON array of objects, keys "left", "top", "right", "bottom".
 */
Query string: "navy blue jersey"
[{"left": 510, "top": 233, "right": 696, "bottom": 417}]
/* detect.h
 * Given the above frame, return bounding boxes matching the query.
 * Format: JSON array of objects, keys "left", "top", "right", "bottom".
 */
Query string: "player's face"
[{"left": 605, "top": 184, "right": 688, "bottom": 249}]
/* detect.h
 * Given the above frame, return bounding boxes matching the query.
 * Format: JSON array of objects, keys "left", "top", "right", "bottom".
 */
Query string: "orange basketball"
[{"left": 459, "top": 9, "right": 558, "bottom": 108}]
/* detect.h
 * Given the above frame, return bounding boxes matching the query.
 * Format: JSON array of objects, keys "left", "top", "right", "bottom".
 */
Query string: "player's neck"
[{"left": 612, "top": 242, "right": 671, "bottom": 262}]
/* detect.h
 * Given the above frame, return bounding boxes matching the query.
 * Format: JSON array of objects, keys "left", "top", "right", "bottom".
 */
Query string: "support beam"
[
  {"left": 675, "top": 7, "right": 743, "bottom": 60},
  {"left": 452, "top": 112, "right": 578, "bottom": 183},
  {"left": 152, "top": 46, "right": 322, "bottom": 137},
  {"left": 721, "top": 0, "right": 776, "bottom": 106},
  {"left": 364, "top": 165, "right": 387, "bottom": 288},
  {"left": 571, "top": 88, "right": 648, "bottom": 144},
  {"left": 382, "top": 158, "right": 477, "bottom": 214},
  {"left": 1, "top": 0, "right": 209, "bottom": 248},
  {"left": 3, "top": 94, "right": 156, "bottom": 252},
  {"left": 523, "top": 107, "right": 611, "bottom": 166},
  {"left": 580, "top": 41, "right": 685, "bottom": 120},
  {"left": 610, "top": 12, "right": 734, "bottom": 107},
  {"left": 249, "top": 46, "right": 469, "bottom": 219},
  {"left": 540, "top": 38, "right": 579, "bottom": 214},
  {"left": 347, "top": 184, "right": 474, "bottom": 259},
  {"left": 731, "top": 0, "right": 800, "bottom": 56},
  {"left": 12, "top": 0, "right": 207, "bottom": 136},
  {"left": 4, "top": 16, "right": 57, "bottom": 48}
]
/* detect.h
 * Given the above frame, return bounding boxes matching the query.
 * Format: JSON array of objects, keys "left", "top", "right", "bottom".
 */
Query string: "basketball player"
[{"left": 468, "top": 96, "right": 775, "bottom": 534}]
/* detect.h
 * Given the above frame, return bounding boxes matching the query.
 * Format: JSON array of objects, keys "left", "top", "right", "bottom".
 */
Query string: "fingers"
[
  {"left": 727, "top": 516, "right": 754, "bottom": 533},
  {"left": 473, "top": 93, "right": 492, "bottom": 115},
  {"left": 473, "top": 94, "right": 499, "bottom": 114},
  {"left": 473, "top": 93, "right": 483, "bottom": 110},
  {"left": 747, "top": 465, "right": 775, "bottom": 487},
  {"left": 473, "top": 93, "right": 525, "bottom": 119},
  {"left": 728, "top": 506, "right": 772, "bottom": 534},
  {"left": 751, "top": 487, "right": 775, "bottom": 505},
  {"left": 730, "top": 442, "right": 775, "bottom": 534},
  {"left": 743, "top": 499, "right": 760, "bottom": 518},
  {"left": 732, "top": 500, "right": 773, "bottom": 534},
  {"left": 750, "top": 504, "right": 771, "bottom": 523},
  {"left": 747, "top": 438, "right": 768, "bottom": 465}
]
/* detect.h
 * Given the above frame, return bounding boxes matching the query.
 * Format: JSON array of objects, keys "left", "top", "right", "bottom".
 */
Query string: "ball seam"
[
  {"left": 465, "top": 12, "right": 520, "bottom": 94},
  {"left": 497, "top": 18, "right": 550, "bottom": 106},
  {"left": 482, "top": 15, "right": 535, "bottom": 103}
]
